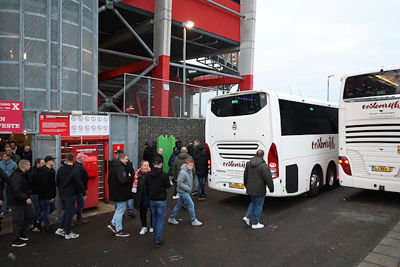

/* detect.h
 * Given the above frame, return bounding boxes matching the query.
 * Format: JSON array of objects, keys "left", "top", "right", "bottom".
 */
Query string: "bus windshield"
[
  {"left": 211, "top": 92, "right": 267, "bottom": 117},
  {"left": 343, "top": 69, "right": 400, "bottom": 100}
]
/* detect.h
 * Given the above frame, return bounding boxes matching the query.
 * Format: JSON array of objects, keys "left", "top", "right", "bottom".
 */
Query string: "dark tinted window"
[
  {"left": 279, "top": 100, "right": 338, "bottom": 135},
  {"left": 343, "top": 69, "right": 400, "bottom": 100},
  {"left": 211, "top": 93, "right": 267, "bottom": 117}
]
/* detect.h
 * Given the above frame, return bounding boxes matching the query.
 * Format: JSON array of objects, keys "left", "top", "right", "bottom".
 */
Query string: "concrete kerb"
[{"left": 358, "top": 221, "right": 400, "bottom": 267}]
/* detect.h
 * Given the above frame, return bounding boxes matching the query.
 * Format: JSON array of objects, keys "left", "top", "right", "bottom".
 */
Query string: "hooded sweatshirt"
[
  {"left": 243, "top": 156, "right": 274, "bottom": 197},
  {"left": 177, "top": 164, "right": 193, "bottom": 194}
]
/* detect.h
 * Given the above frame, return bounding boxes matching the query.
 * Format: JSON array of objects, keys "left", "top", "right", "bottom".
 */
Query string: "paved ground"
[{"left": 1, "top": 186, "right": 400, "bottom": 267}]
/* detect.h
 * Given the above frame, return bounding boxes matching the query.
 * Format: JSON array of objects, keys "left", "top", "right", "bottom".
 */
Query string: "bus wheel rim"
[{"left": 311, "top": 174, "right": 320, "bottom": 189}]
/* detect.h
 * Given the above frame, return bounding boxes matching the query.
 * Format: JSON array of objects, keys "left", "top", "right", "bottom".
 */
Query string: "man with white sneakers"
[{"left": 243, "top": 150, "right": 274, "bottom": 229}]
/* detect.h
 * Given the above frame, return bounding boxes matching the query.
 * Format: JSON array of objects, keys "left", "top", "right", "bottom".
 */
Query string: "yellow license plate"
[
  {"left": 230, "top": 183, "right": 244, "bottom": 189},
  {"left": 372, "top": 166, "right": 393, "bottom": 172},
  {"left": 398, "top": 146, "right": 400, "bottom": 154}
]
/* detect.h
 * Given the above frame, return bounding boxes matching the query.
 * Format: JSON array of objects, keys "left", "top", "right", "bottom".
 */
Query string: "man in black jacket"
[
  {"left": 194, "top": 143, "right": 209, "bottom": 200},
  {"left": 243, "top": 150, "right": 274, "bottom": 230},
  {"left": 107, "top": 153, "right": 133, "bottom": 237},
  {"left": 55, "top": 153, "right": 83, "bottom": 240},
  {"left": 8, "top": 159, "right": 32, "bottom": 247},
  {"left": 73, "top": 153, "right": 89, "bottom": 224},
  {"left": 37, "top": 156, "right": 56, "bottom": 231},
  {"left": 145, "top": 156, "right": 171, "bottom": 248}
]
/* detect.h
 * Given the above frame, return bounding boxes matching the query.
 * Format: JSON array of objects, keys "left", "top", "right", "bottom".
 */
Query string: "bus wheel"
[
  {"left": 325, "top": 166, "right": 337, "bottom": 190},
  {"left": 308, "top": 168, "right": 321, "bottom": 197}
]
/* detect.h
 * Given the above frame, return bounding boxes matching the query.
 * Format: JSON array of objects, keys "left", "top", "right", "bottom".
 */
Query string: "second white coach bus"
[
  {"left": 338, "top": 67, "right": 400, "bottom": 192},
  {"left": 206, "top": 90, "right": 338, "bottom": 197}
]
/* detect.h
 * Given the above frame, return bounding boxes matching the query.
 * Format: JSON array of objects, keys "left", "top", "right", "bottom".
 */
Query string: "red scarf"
[{"left": 132, "top": 167, "right": 151, "bottom": 193}]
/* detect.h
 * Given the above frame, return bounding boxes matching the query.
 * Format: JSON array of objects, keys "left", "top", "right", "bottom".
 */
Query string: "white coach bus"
[
  {"left": 205, "top": 90, "right": 338, "bottom": 197},
  {"left": 338, "top": 67, "right": 400, "bottom": 192}
]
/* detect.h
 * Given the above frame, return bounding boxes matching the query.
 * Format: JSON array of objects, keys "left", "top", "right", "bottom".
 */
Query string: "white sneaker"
[
  {"left": 149, "top": 227, "right": 154, "bottom": 233},
  {"left": 139, "top": 227, "right": 148, "bottom": 235},
  {"left": 252, "top": 223, "right": 264, "bottom": 229},
  {"left": 172, "top": 195, "right": 180, "bottom": 200},
  {"left": 168, "top": 217, "right": 179, "bottom": 225},
  {"left": 55, "top": 228, "right": 66, "bottom": 237},
  {"left": 192, "top": 219, "right": 203, "bottom": 226},
  {"left": 65, "top": 232, "right": 79, "bottom": 239},
  {"left": 243, "top": 217, "right": 250, "bottom": 226}
]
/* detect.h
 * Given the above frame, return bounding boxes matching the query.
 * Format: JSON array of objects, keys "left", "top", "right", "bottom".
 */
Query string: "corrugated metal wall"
[{"left": 0, "top": 0, "right": 98, "bottom": 112}]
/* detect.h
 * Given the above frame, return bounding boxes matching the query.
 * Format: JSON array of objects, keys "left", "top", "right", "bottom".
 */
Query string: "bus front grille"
[{"left": 217, "top": 143, "right": 259, "bottom": 160}]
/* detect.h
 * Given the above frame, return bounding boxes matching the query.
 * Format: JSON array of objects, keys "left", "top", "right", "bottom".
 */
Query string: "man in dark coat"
[
  {"left": 22, "top": 145, "right": 33, "bottom": 165},
  {"left": 114, "top": 150, "right": 135, "bottom": 219},
  {"left": 55, "top": 153, "right": 83, "bottom": 239},
  {"left": 243, "top": 149, "right": 274, "bottom": 229},
  {"left": 143, "top": 142, "right": 155, "bottom": 168},
  {"left": 8, "top": 159, "right": 33, "bottom": 247},
  {"left": 37, "top": 156, "right": 56, "bottom": 231},
  {"left": 107, "top": 153, "right": 133, "bottom": 237},
  {"left": 145, "top": 156, "right": 170, "bottom": 248},
  {"left": 73, "top": 153, "right": 89, "bottom": 224},
  {"left": 194, "top": 143, "right": 209, "bottom": 200}
]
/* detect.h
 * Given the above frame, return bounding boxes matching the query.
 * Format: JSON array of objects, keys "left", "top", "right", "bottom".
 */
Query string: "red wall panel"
[{"left": 123, "top": 0, "right": 240, "bottom": 42}]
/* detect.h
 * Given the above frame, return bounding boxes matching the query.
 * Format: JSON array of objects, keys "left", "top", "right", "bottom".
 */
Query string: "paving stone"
[
  {"left": 380, "top": 238, "right": 400, "bottom": 249},
  {"left": 373, "top": 244, "right": 400, "bottom": 258},
  {"left": 357, "top": 261, "right": 381, "bottom": 267},
  {"left": 387, "top": 231, "right": 400, "bottom": 240},
  {"left": 364, "top": 252, "right": 399, "bottom": 267}
]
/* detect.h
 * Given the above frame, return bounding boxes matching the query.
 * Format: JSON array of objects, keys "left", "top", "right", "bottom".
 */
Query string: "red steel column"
[
  {"left": 152, "top": 0, "right": 172, "bottom": 116},
  {"left": 239, "top": 0, "right": 256, "bottom": 91}
]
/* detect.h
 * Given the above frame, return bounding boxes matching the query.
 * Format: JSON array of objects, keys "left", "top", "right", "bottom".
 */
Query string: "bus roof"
[
  {"left": 210, "top": 90, "right": 338, "bottom": 108},
  {"left": 341, "top": 66, "right": 400, "bottom": 80}
]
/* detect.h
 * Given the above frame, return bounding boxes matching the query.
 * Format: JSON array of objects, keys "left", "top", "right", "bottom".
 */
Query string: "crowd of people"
[
  {"left": 0, "top": 137, "right": 274, "bottom": 249},
  {"left": 0, "top": 146, "right": 89, "bottom": 247}
]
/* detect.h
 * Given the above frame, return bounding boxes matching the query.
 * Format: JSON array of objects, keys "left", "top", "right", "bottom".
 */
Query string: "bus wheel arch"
[
  {"left": 308, "top": 164, "right": 323, "bottom": 197},
  {"left": 325, "top": 161, "right": 337, "bottom": 190}
]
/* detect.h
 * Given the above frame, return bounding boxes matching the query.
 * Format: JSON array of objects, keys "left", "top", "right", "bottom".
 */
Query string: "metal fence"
[{"left": 99, "top": 73, "right": 235, "bottom": 118}]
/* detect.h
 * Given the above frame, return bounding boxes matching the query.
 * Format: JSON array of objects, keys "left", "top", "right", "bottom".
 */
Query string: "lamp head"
[{"left": 183, "top": 20, "right": 195, "bottom": 30}]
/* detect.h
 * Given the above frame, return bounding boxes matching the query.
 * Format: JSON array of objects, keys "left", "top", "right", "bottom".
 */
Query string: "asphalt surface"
[{"left": 1, "top": 186, "right": 400, "bottom": 267}]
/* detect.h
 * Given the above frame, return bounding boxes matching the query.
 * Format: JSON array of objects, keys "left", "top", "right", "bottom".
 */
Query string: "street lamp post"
[
  {"left": 182, "top": 20, "right": 194, "bottom": 117},
  {"left": 327, "top": 74, "right": 335, "bottom": 102}
]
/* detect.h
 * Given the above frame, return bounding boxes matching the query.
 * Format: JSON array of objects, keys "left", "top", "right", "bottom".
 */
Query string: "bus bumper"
[{"left": 339, "top": 173, "right": 400, "bottom": 193}]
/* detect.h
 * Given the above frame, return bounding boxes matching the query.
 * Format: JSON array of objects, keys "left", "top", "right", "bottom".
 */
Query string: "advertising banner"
[
  {"left": 70, "top": 115, "right": 109, "bottom": 136},
  {"left": 0, "top": 101, "right": 23, "bottom": 134},
  {"left": 39, "top": 114, "right": 70, "bottom": 136}
]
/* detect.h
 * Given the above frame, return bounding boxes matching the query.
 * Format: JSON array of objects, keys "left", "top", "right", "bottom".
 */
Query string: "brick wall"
[{"left": 137, "top": 116, "right": 205, "bottom": 164}]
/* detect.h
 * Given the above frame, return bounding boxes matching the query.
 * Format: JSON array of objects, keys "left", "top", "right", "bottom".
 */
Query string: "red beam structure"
[
  {"left": 98, "top": 61, "right": 153, "bottom": 82},
  {"left": 188, "top": 77, "right": 241, "bottom": 87}
]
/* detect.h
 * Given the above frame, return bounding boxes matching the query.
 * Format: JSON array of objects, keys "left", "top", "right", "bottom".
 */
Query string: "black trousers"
[
  {"left": 140, "top": 208, "right": 152, "bottom": 228},
  {"left": 11, "top": 204, "right": 33, "bottom": 242}
]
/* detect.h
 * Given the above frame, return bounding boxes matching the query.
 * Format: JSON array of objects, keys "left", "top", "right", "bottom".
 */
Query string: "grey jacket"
[
  {"left": 177, "top": 164, "right": 193, "bottom": 194},
  {"left": 243, "top": 156, "right": 274, "bottom": 197}
]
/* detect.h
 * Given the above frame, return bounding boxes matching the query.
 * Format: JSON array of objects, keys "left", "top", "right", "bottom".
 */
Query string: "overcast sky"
[{"left": 253, "top": 0, "right": 400, "bottom": 103}]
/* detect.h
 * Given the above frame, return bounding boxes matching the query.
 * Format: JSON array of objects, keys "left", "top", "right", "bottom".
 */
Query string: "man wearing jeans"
[
  {"left": 55, "top": 153, "right": 83, "bottom": 240},
  {"left": 37, "top": 156, "right": 56, "bottom": 232},
  {"left": 168, "top": 159, "right": 202, "bottom": 227},
  {"left": 243, "top": 150, "right": 274, "bottom": 229},
  {"left": 107, "top": 153, "right": 133, "bottom": 237},
  {"left": 145, "top": 157, "right": 170, "bottom": 248}
]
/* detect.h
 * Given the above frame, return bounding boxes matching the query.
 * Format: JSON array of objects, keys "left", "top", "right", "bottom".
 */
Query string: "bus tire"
[
  {"left": 325, "top": 163, "right": 337, "bottom": 190},
  {"left": 308, "top": 166, "right": 322, "bottom": 197}
]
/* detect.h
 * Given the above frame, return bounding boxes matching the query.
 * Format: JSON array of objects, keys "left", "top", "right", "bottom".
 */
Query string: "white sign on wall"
[{"left": 70, "top": 115, "right": 109, "bottom": 136}]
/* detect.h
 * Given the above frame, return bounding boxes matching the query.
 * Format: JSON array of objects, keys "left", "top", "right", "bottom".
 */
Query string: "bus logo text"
[
  {"left": 223, "top": 161, "right": 247, "bottom": 169},
  {"left": 312, "top": 137, "right": 336, "bottom": 150},
  {"left": 362, "top": 101, "right": 400, "bottom": 110}
]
